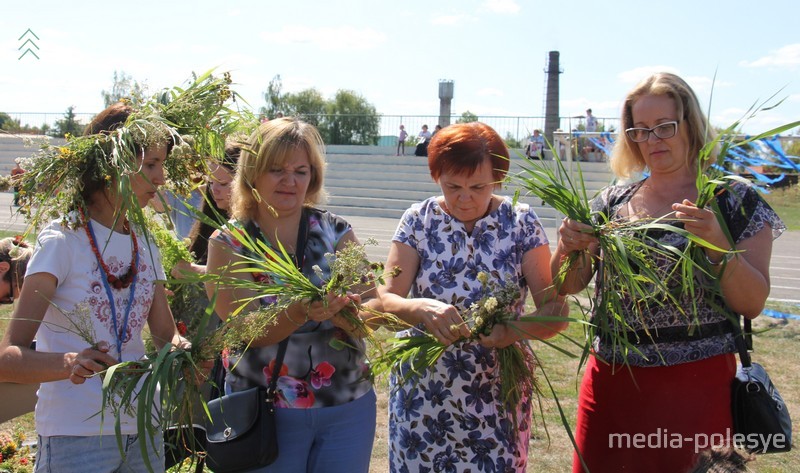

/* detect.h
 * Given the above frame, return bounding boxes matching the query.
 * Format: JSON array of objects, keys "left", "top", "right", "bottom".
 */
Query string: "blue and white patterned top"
[
  {"left": 590, "top": 179, "right": 785, "bottom": 367},
  {"left": 389, "top": 196, "right": 548, "bottom": 472}
]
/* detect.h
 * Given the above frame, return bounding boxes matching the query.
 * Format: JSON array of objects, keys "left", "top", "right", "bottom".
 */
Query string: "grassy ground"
[{"left": 763, "top": 184, "right": 800, "bottom": 230}]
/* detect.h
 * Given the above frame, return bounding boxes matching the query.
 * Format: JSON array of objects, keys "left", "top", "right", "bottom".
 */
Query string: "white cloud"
[
  {"left": 684, "top": 75, "right": 734, "bottom": 96},
  {"left": 477, "top": 88, "right": 504, "bottom": 97},
  {"left": 259, "top": 25, "right": 386, "bottom": 51},
  {"left": 228, "top": 8, "right": 241, "bottom": 16},
  {"left": 481, "top": 0, "right": 521, "bottom": 14},
  {"left": 740, "top": 44, "right": 800, "bottom": 68}
]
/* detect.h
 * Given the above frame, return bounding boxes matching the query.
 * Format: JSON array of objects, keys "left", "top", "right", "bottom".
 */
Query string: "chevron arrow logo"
[{"left": 18, "top": 28, "right": 40, "bottom": 60}]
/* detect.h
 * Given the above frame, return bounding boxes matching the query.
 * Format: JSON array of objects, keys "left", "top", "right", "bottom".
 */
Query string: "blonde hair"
[
  {"left": 610, "top": 72, "right": 718, "bottom": 179},
  {"left": 231, "top": 118, "right": 326, "bottom": 221}
]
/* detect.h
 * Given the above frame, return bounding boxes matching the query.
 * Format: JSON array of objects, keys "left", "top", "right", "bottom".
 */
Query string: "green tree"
[
  {"left": 0, "top": 112, "right": 12, "bottom": 130},
  {"left": 101, "top": 70, "right": 147, "bottom": 107},
  {"left": 259, "top": 79, "right": 380, "bottom": 145},
  {"left": 284, "top": 89, "right": 327, "bottom": 127},
  {"left": 504, "top": 132, "right": 523, "bottom": 149},
  {"left": 456, "top": 110, "right": 478, "bottom": 123},
  {"left": 260, "top": 75, "right": 285, "bottom": 120},
  {"left": 321, "top": 90, "right": 380, "bottom": 145},
  {"left": 53, "top": 106, "right": 83, "bottom": 137}
]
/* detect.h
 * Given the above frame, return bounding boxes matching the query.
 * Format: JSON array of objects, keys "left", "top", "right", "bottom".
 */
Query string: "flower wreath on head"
[{"left": 15, "top": 70, "right": 253, "bottom": 235}]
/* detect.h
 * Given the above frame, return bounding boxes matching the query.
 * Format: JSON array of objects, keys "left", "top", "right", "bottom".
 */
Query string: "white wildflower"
[{"left": 484, "top": 297, "right": 498, "bottom": 313}]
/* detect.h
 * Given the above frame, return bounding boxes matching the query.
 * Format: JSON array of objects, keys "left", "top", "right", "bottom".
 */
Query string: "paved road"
[{"left": 0, "top": 192, "right": 796, "bottom": 303}]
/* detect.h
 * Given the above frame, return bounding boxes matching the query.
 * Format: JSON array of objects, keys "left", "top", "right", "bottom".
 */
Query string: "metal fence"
[{"left": 3, "top": 111, "right": 620, "bottom": 145}]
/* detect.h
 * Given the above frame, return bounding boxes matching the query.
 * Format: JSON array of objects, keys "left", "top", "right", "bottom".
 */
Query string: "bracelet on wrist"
[
  {"left": 285, "top": 308, "right": 308, "bottom": 327},
  {"left": 705, "top": 251, "right": 734, "bottom": 267}
]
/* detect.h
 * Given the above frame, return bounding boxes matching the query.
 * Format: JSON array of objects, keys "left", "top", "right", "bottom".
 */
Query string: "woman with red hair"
[{"left": 379, "top": 122, "right": 568, "bottom": 471}]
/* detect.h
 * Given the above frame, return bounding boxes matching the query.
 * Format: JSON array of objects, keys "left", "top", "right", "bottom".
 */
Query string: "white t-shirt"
[{"left": 29, "top": 217, "right": 165, "bottom": 436}]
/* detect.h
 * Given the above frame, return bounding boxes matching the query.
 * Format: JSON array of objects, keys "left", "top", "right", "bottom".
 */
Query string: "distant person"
[
  {"left": 526, "top": 129, "right": 545, "bottom": 160},
  {"left": 581, "top": 108, "right": 599, "bottom": 161},
  {"left": 10, "top": 159, "right": 25, "bottom": 206},
  {"left": 414, "top": 124, "right": 431, "bottom": 156},
  {"left": 585, "top": 108, "right": 598, "bottom": 132},
  {"left": 432, "top": 124, "right": 442, "bottom": 137},
  {"left": 397, "top": 124, "right": 408, "bottom": 156}
]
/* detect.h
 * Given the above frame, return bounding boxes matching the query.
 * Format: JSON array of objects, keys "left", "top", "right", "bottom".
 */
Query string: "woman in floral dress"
[
  {"left": 379, "top": 122, "right": 568, "bottom": 472},
  {"left": 206, "top": 118, "right": 376, "bottom": 472}
]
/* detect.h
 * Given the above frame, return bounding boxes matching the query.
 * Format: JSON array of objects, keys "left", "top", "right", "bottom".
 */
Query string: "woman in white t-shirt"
[{"left": 0, "top": 103, "right": 189, "bottom": 473}]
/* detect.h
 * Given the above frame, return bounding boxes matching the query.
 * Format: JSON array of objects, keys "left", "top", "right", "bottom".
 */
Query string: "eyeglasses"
[{"left": 625, "top": 121, "right": 678, "bottom": 142}]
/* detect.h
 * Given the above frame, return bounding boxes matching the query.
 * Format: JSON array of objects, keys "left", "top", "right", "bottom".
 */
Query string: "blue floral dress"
[{"left": 389, "top": 196, "right": 549, "bottom": 472}]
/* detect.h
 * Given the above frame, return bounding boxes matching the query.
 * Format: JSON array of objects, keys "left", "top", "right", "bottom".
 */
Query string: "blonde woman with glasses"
[{"left": 553, "top": 73, "right": 785, "bottom": 472}]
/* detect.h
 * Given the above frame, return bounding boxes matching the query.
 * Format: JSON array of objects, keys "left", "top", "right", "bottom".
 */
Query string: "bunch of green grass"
[
  {"left": 201, "top": 224, "right": 405, "bottom": 347},
  {"left": 508, "top": 153, "right": 703, "bottom": 362},
  {"left": 370, "top": 273, "right": 575, "bottom": 430},
  {"left": 673, "top": 91, "right": 800, "bottom": 320}
]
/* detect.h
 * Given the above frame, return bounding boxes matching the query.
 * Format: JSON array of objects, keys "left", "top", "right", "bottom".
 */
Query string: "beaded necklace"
[
  {"left": 80, "top": 210, "right": 139, "bottom": 289},
  {"left": 80, "top": 210, "right": 139, "bottom": 361}
]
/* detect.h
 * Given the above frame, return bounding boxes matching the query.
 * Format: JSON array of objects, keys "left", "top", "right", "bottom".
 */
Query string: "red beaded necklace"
[{"left": 79, "top": 209, "right": 139, "bottom": 289}]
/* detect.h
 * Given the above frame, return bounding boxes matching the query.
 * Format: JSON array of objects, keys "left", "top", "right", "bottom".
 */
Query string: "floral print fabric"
[
  {"left": 389, "top": 197, "right": 548, "bottom": 472},
  {"left": 210, "top": 207, "right": 373, "bottom": 408},
  {"left": 590, "top": 179, "right": 785, "bottom": 367}
]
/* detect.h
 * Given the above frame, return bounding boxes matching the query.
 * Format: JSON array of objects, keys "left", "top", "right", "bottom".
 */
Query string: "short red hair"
[{"left": 427, "top": 122, "right": 509, "bottom": 183}]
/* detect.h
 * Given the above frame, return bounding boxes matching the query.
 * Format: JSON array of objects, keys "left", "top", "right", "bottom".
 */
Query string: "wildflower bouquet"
[
  {"left": 198, "top": 229, "right": 404, "bottom": 356},
  {"left": 509, "top": 153, "right": 715, "bottom": 363},
  {"left": 372, "top": 272, "right": 538, "bottom": 418}
]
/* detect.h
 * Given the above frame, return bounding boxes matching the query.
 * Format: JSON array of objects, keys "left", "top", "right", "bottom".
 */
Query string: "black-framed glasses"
[{"left": 625, "top": 121, "right": 678, "bottom": 142}]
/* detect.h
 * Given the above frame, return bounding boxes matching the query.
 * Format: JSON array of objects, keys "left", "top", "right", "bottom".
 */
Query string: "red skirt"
[{"left": 572, "top": 353, "right": 736, "bottom": 473}]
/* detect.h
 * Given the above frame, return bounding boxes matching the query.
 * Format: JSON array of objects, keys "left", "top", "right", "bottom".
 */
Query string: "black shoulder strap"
[{"left": 731, "top": 314, "right": 753, "bottom": 368}]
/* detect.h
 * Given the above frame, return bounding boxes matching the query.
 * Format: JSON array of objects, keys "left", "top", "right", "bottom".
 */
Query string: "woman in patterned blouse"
[
  {"left": 206, "top": 118, "right": 377, "bottom": 472},
  {"left": 555, "top": 73, "right": 785, "bottom": 473},
  {"left": 379, "top": 122, "right": 568, "bottom": 472}
]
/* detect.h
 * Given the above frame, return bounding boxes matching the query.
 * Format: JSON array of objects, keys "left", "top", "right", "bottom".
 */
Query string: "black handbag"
[
  {"left": 203, "top": 339, "right": 288, "bottom": 472},
  {"left": 203, "top": 212, "right": 308, "bottom": 472},
  {"left": 731, "top": 317, "right": 792, "bottom": 453}
]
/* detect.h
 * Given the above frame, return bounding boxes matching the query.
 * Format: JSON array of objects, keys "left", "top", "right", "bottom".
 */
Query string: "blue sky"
[{"left": 2, "top": 0, "right": 799, "bottom": 135}]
